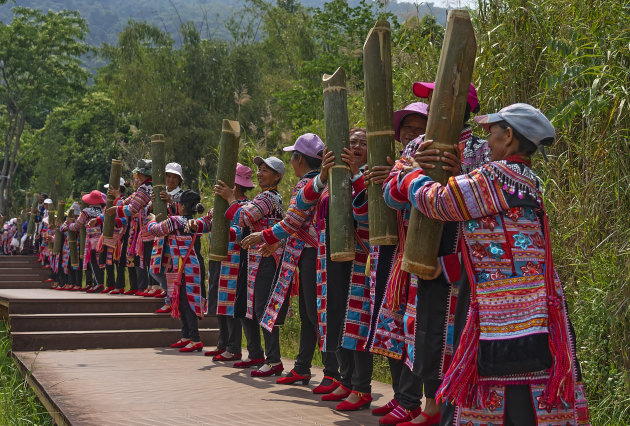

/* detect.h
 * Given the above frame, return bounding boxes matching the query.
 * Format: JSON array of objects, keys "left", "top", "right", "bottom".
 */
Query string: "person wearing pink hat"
[
  {"left": 240, "top": 133, "right": 341, "bottom": 388},
  {"left": 202, "top": 163, "right": 255, "bottom": 362},
  {"left": 192, "top": 157, "right": 285, "bottom": 374},
  {"left": 69, "top": 190, "right": 107, "bottom": 292}
]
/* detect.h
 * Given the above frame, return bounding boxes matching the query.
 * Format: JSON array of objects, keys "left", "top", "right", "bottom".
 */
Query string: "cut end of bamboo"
[
  {"left": 369, "top": 235, "right": 398, "bottom": 246},
  {"left": 331, "top": 252, "right": 356, "bottom": 262},
  {"left": 322, "top": 67, "right": 346, "bottom": 86},
  {"left": 363, "top": 20, "right": 391, "bottom": 50},
  {"left": 208, "top": 254, "right": 228, "bottom": 261},
  {"left": 447, "top": 9, "right": 471, "bottom": 21},
  {"left": 222, "top": 119, "right": 241, "bottom": 138},
  {"left": 151, "top": 134, "right": 165, "bottom": 143},
  {"left": 401, "top": 259, "right": 438, "bottom": 279},
  {"left": 111, "top": 159, "right": 122, "bottom": 165}
]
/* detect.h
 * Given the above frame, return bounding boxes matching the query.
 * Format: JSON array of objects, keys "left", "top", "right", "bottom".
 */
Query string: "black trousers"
[
  {"left": 135, "top": 240, "right": 156, "bottom": 290},
  {"left": 414, "top": 274, "right": 450, "bottom": 398},
  {"left": 179, "top": 284, "right": 200, "bottom": 341},
  {"left": 389, "top": 357, "right": 422, "bottom": 410},
  {"left": 240, "top": 256, "right": 284, "bottom": 364},
  {"left": 294, "top": 247, "right": 340, "bottom": 378},
  {"left": 217, "top": 315, "right": 242, "bottom": 354},
  {"left": 337, "top": 348, "right": 374, "bottom": 393},
  {"left": 87, "top": 250, "right": 104, "bottom": 286}
]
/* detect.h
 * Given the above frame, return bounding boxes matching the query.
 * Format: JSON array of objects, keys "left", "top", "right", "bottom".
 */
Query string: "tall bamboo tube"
[
  {"left": 208, "top": 120, "right": 241, "bottom": 261},
  {"left": 323, "top": 67, "right": 355, "bottom": 261},
  {"left": 26, "top": 194, "right": 38, "bottom": 236},
  {"left": 22, "top": 192, "right": 29, "bottom": 223},
  {"left": 52, "top": 201, "right": 66, "bottom": 255},
  {"left": 79, "top": 193, "right": 88, "bottom": 260},
  {"left": 68, "top": 228, "right": 79, "bottom": 268},
  {"left": 47, "top": 203, "right": 55, "bottom": 230},
  {"left": 151, "top": 134, "right": 167, "bottom": 220},
  {"left": 402, "top": 10, "right": 477, "bottom": 278},
  {"left": 363, "top": 20, "right": 398, "bottom": 246},
  {"left": 103, "top": 159, "right": 122, "bottom": 238}
]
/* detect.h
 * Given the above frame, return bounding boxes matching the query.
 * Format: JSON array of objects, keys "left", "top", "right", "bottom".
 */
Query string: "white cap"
[
  {"left": 43, "top": 198, "right": 53, "bottom": 205},
  {"left": 253, "top": 156, "right": 285, "bottom": 177},
  {"left": 104, "top": 177, "right": 126, "bottom": 189},
  {"left": 165, "top": 162, "right": 184, "bottom": 181}
]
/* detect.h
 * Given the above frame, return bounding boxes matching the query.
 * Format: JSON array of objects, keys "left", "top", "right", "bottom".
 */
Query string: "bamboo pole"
[
  {"left": 151, "top": 134, "right": 168, "bottom": 220},
  {"left": 103, "top": 159, "right": 122, "bottom": 238},
  {"left": 79, "top": 193, "right": 88, "bottom": 260},
  {"left": 363, "top": 20, "right": 398, "bottom": 246},
  {"left": 208, "top": 120, "right": 241, "bottom": 261},
  {"left": 402, "top": 10, "right": 477, "bottom": 278},
  {"left": 323, "top": 67, "right": 355, "bottom": 261},
  {"left": 52, "top": 201, "right": 66, "bottom": 255},
  {"left": 26, "top": 194, "right": 38, "bottom": 237}
]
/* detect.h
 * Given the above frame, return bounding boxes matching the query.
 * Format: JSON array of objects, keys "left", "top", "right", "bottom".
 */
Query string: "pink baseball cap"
[
  {"left": 283, "top": 133, "right": 324, "bottom": 159},
  {"left": 412, "top": 81, "right": 480, "bottom": 113},
  {"left": 394, "top": 102, "right": 429, "bottom": 142},
  {"left": 234, "top": 163, "right": 254, "bottom": 188}
]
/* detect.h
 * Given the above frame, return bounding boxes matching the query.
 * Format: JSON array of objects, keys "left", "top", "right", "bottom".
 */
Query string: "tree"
[{"left": 0, "top": 7, "right": 89, "bottom": 214}]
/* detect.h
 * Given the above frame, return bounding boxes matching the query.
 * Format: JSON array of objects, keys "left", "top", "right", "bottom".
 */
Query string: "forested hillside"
[{"left": 0, "top": 0, "right": 628, "bottom": 424}]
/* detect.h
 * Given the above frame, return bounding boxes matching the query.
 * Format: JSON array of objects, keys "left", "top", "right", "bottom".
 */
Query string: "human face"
[
  {"left": 256, "top": 163, "right": 281, "bottom": 189},
  {"left": 132, "top": 173, "right": 143, "bottom": 189},
  {"left": 349, "top": 131, "right": 368, "bottom": 165},
  {"left": 399, "top": 114, "right": 428, "bottom": 146},
  {"left": 487, "top": 124, "right": 517, "bottom": 161},
  {"left": 165, "top": 172, "right": 181, "bottom": 191}
]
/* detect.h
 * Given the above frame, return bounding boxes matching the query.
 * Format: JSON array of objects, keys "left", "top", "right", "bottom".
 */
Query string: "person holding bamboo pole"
[
  {"left": 70, "top": 190, "right": 107, "bottom": 292},
  {"left": 57, "top": 209, "right": 80, "bottom": 291},
  {"left": 382, "top": 84, "right": 483, "bottom": 425},
  {"left": 399, "top": 103, "right": 589, "bottom": 425},
  {"left": 295, "top": 128, "right": 377, "bottom": 409},
  {"left": 106, "top": 159, "right": 157, "bottom": 295},
  {"left": 195, "top": 157, "right": 285, "bottom": 373},
  {"left": 150, "top": 162, "right": 185, "bottom": 311},
  {"left": 241, "top": 134, "right": 341, "bottom": 385}
]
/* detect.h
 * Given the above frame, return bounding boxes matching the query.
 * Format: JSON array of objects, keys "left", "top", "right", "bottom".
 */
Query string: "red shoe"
[
  {"left": 321, "top": 384, "right": 352, "bottom": 401},
  {"left": 87, "top": 285, "right": 104, "bottom": 293},
  {"left": 101, "top": 286, "right": 115, "bottom": 294},
  {"left": 43, "top": 265, "right": 51, "bottom": 269},
  {"left": 233, "top": 358, "right": 265, "bottom": 368},
  {"left": 155, "top": 305, "right": 172, "bottom": 314},
  {"left": 135, "top": 290, "right": 147, "bottom": 296},
  {"left": 143, "top": 288, "right": 158, "bottom": 297},
  {"left": 170, "top": 339, "right": 190, "bottom": 348},
  {"left": 155, "top": 289, "right": 167, "bottom": 298},
  {"left": 213, "top": 352, "right": 242, "bottom": 361},
  {"left": 379, "top": 405, "right": 423, "bottom": 425},
  {"left": 372, "top": 398, "right": 399, "bottom": 416},
  {"left": 45, "top": 278, "right": 54, "bottom": 283},
  {"left": 109, "top": 288, "right": 125, "bottom": 295},
  {"left": 313, "top": 376, "right": 340, "bottom": 394},
  {"left": 397, "top": 411, "right": 441, "bottom": 426},
  {"left": 335, "top": 391, "right": 373, "bottom": 411},
  {"left": 204, "top": 348, "right": 225, "bottom": 357},
  {"left": 70, "top": 285, "right": 82, "bottom": 291},
  {"left": 179, "top": 342, "right": 203, "bottom": 352},
  {"left": 251, "top": 363, "right": 284, "bottom": 377},
  {"left": 123, "top": 289, "right": 137, "bottom": 295},
  {"left": 276, "top": 369, "right": 311, "bottom": 385}
]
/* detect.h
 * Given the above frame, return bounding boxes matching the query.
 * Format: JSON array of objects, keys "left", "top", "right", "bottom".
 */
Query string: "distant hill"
[{"left": 0, "top": 0, "right": 448, "bottom": 48}]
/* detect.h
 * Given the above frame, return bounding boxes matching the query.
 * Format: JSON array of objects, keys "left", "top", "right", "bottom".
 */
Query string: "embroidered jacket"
[{"left": 116, "top": 179, "right": 153, "bottom": 265}]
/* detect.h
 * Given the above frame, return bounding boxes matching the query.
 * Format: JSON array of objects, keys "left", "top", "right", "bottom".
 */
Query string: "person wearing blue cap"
[{"left": 397, "top": 103, "right": 589, "bottom": 425}]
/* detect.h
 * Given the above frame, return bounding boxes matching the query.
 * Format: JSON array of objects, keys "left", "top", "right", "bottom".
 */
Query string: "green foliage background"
[{"left": 0, "top": 0, "right": 628, "bottom": 423}]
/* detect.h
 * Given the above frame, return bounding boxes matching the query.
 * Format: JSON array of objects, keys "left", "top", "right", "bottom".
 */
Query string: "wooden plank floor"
[{"left": 14, "top": 349, "right": 395, "bottom": 426}]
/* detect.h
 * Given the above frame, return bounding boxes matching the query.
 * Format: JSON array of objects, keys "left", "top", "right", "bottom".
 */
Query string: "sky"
[{"left": 398, "top": 0, "right": 476, "bottom": 8}]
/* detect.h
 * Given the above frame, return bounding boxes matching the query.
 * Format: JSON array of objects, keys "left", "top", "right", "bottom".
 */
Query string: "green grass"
[{"left": 0, "top": 321, "right": 53, "bottom": 425}]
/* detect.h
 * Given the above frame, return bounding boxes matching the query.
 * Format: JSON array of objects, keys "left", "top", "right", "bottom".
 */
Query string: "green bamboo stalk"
[
  {"left": 26, "top": 194, "right": 38, "bottom": 237},
  {"left": 402, "top": 10, "right": 477, "bottom": 278},
  {"left": 79, "top": 192, "right": 87, "bottom": 260},
  {"left": 209, "top": 120, "right": 241, "bottom": 261},
  {"left": 363, "top": 20, "right": 398, "bottom": 246},
  {"left": 151, "top": 134, "right": 168, "bottom": 220},
  {"left": 103, "top": 159, "right": 122, "bottom": 238},
  {"left": 52, "top": 201, "right": 66, "bottom": 255},
  {"left": 323, "top": 67, "right": 355, "bottom": 262}
]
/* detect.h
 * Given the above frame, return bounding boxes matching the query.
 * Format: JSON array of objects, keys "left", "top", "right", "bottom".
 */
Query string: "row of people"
[{"left": 17, "top": 80, "right": 589, "bottom": 425}]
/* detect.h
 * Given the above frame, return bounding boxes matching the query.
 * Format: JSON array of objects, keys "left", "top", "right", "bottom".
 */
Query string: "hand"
[
  {"left": 185, "top": 219, "right": 198, "bottom": 233},
  {"left": 159, "top": 191, "right": 172, "bottom": 203},
  {"left": 146, "top": 213, "right": 156, "bottom": 222},
  {"left": 319, "top": 149, "right": 335, "bottom": 183},
  {"left": 258, "top": 242, "right": 280, "bottom": 257},
  {"left": 107, "top": 188, "right": 117, "bottom": 199},
  {"left": 426, "top": 262, "right": 443, "bottom": 280},
  {"left": 213, "top": 180, "right": 236, "bottom": 204},
  {"left": 105, "top": 206, "right": 117, "bottom": 216},
  {"left": 364, "top": 156, "right": 394, "bottom": 186},
  {"left": 414, "top": 141, "right": 461, "bottom": 176},
  {"left": 87, "top": 218, "right": 98, "bottom": 227},
  {"left": 341, "top": 147, "right": 360, "bottom": 176},
  {"left": 241, "top": 232, "right": 263, "bottom": 249}
]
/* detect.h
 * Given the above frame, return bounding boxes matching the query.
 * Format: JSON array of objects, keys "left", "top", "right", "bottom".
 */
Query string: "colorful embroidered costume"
[
  {"left": 400, "top": 158, "right": 589, "bottom": 424},
  {"left": 70, "top": 206, "right": 105, "bottom": 285}
]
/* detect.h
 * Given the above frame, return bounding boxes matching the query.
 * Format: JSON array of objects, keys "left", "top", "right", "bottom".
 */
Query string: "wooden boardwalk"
[{"left": 2, "top": 255, "right": 399, "bottom": 425}]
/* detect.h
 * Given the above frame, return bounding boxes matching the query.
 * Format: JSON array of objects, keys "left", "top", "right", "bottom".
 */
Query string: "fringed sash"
[
  {"left": 403, "top": 275, "right": 418, "bottom": 370},
  {"left": 83, "top": 226, "right": 104, "bottom": 270},
  {"left": 316, "top": 229, "right": 329, "bottom": 351},
  {"left": 217, "top": 238, "right": 241, "bottom": 316},
  {"left": 150, "top": 237, "right": 166, "bottom": 275},
  {"left": 260, "top": 236, "right": 305, "bottom": 332},
  {"left": 167, "top": 234, "right": 205, "bottom": 319}
]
